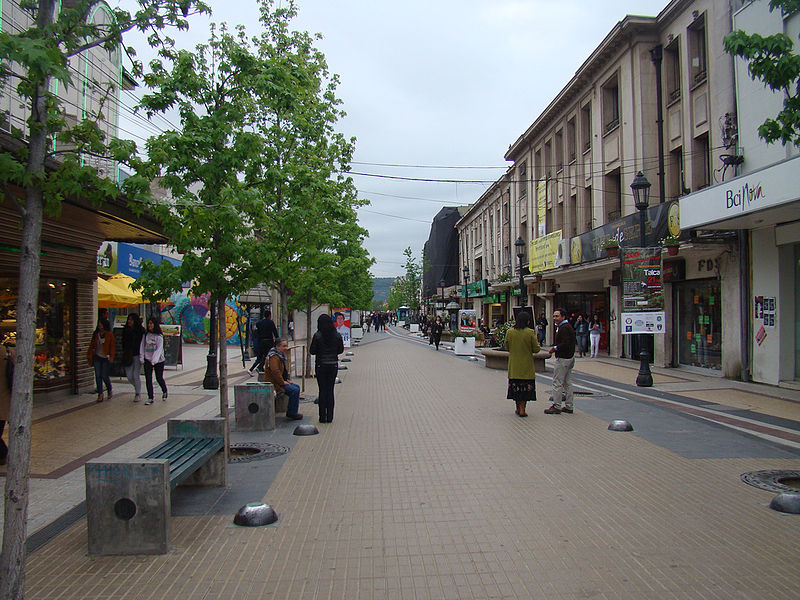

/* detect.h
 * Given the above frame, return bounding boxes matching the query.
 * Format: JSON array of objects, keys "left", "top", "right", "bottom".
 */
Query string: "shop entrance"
[
  {"left": 674, "top": 278, "right": 721, "bottom": 370},
  {"left": 554, "top": 292, "right": 609, "bottom": 353}
]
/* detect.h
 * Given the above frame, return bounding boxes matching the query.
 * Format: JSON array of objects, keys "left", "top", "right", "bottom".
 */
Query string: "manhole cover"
[
  {"left": 228, "top": 442, "right": 290, "bottom": 463},
  {"left": 740, "top": 470, "right": 800, "bottom": 494}
]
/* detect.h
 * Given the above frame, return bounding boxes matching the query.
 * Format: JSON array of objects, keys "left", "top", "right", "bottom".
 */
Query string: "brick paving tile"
[{"left": 21, "top": 332, "right": 800, "bottom": 599}]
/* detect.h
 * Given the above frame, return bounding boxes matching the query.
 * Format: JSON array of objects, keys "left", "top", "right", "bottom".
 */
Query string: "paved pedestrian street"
[{"left": 12, "top": 330, "right": 800, "bottom": 599}]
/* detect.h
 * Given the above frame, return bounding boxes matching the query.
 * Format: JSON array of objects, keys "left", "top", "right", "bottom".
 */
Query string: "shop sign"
[
  {"left": 117, "top": 243, "right": 182, "bottom": 278},
  {"left": 680, "top": 155, "right": 800, "bottom": 228},
  {"left": 529, "top": 230, "right": 562, "bottom": 272},
  {"left": 462, "top": 279, "right": 488, "bottom": 298},
  {"left": 482, "top": 293, "right": 507, "bottom": 304},
  {"left": 572, "top": 201, "right": 680, "bottom": 264},
  {"left": 536, "top": 180, "right": 547, "bottom": 237},
  {"left": 621, "top": 247, "right": 665, "bottom": 334},
  {"left": 97, "top": 241, "right": 118, "bottom": 275}
]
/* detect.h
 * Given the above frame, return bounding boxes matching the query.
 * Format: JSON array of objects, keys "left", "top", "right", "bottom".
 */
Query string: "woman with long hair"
[
  {"left": 504, "top": 311, "right": 541, "bottom": 417},
  {"left": 122, "top": 313, "right": 145, "bottom": 401},
  {"left": 139, "top": 316, "right": 167, "bottom": 405},
  {"left": 575, "top": 314, "right": 589, "bottom": 358},
  {"left": 310, "top": 313, "right": 344, "bottom": 423},
  {"left": 87, "top": 318, "right": 114, "bottom": 402},
  {"left": 589, "top": 314, "right": 603, "bottom": 358},
  {"left": 431, "top": 315, "right": 444, "bottom": 350}
]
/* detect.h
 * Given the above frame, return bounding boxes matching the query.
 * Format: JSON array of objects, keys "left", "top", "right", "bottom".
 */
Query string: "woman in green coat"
[{"left": 504, "top": 311, "right": 541, "bottom": 417}]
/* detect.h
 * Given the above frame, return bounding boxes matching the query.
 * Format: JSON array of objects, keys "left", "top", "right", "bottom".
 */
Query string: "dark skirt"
[{"left": 507, "top": 379, "right": 537, "bottom": 402}]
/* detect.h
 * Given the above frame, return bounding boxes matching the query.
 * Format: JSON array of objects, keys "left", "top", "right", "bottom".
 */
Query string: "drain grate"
[
  {"left": 228, "top": 442, "right": 290, "bottom": 464},
  {"left": 740, "top": 470, "right": 800, "bottom": 494}
]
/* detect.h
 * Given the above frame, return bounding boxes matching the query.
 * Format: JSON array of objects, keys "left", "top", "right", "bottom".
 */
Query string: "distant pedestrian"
[
  {"left": 310, "top": 314, "right": 344, "bottom": 423},
  {"left": 536, "top": 312, "right": 548, "bottom": 345},
  {"left": 265, "top": 339, "right": 303, "bottom": 420},
  {"left": 575, "top": 314, "right": 589, "bottom": 358},
  {"left": 545, "top": 308, "right": 576, "bottom": 414},
  {"left": 122, "top": 313, "right": 145, "bottom": 402},
  {"left": 140, "top": 316, "right": 167, "bottom": 405},
  {"left": 249, "top": 310, "right": 279, "bottom": 375},
  {"left": 88, "top": 318, "right": 114, "bottom": 403},
  {"left": 589, "top": 314, "right": 603, "bottom": 358},
  {"left": 431, "top": 316, "right": 444, "bottom": 350},
  {"left": 504, "top": 311, "right": 540, "bottom": 417}
]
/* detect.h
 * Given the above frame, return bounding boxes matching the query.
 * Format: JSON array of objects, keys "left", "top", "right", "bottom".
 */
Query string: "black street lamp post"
[
  {"left": 462, "top": 265, "right": 469, "bottom": 305},
  {"left": 514, "top": 236, "right": 527, "bottom": 308},
  {"left": 439, "top": 279, "right": 446, "bottom": 310},
  {"left": 630, "top": 171, "right": 654, "bottom": 387}
]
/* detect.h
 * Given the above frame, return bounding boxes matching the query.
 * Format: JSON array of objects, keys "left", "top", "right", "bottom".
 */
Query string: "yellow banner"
[
  {"left": 529, "top": 230, "right": 562, "bottom": 272},
  {"left": 536, "top": 180, "right": 547, "bottom": 237}
]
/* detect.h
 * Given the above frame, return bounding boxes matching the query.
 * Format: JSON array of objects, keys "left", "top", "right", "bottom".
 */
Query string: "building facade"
[
  {"left": 680, "top": 0, "right": 800, "bottom": 386},
  {"left": 460, "top": 0, "right": 748, "bottom": 376}
]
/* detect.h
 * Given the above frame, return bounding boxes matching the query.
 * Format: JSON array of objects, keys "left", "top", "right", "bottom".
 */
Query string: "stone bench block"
[{"left": 234, "top": 383, "right": 276, "bottom": 431}]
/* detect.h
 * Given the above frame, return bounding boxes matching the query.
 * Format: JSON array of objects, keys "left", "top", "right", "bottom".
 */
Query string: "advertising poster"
[
  {"left": 458, "top": 309, "right": 477, "bottom": 333},
  {"left": 621, "top": 247, "right": 665, "bottom": 334},
  {"left": 537, "top": 180, "right": 547, "bottom": 237},
  {"left": 530, "top": 230, "right": 562, "bottom": 272},
  {"left": 332, "top": 307, "right": 351, "bottom": 347}
]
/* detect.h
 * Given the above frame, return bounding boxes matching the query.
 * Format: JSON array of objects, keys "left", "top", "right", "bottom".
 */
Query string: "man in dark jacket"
[
  {"left": 249, "top": 310, "right": 279, "bottom": 375},
  {"left": 544, "top": 308, "right": 576, "bottom": 414}
]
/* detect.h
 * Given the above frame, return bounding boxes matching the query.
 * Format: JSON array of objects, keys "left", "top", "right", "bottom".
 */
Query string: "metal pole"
[
  {"left": 636, "top": 208, "right": 654, "bottom": 387},
  {"left": 203, "top": 299, "right": 219, "bottom": 389},
  {"left": 518, "top": 255, "right": 527, "bottom": 309}
]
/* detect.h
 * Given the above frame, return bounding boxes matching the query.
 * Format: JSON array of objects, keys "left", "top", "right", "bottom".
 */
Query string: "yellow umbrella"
[
  {"left": 97, "top": 277, "right": 140, "bottom": 308},
  {"left": 106, "top": 273, "right": 144, "bottom": 304}
]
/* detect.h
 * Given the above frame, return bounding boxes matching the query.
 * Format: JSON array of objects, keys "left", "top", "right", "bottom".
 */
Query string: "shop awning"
[
  {"left": 106, "top": 273, "right": 144, "bottom": 303},
  {"left": 97, "top": 277, "right": 142, "bottom": 308}
]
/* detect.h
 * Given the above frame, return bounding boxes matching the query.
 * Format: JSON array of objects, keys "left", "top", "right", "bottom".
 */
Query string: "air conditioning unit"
[{"left": 554, "top": 239, "right": 571, "bottom": 267}]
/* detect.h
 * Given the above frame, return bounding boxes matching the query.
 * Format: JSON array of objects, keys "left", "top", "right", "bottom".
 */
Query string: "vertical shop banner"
[
  {"left": 536, "top": 180, "right": 547, "bottom": 237},
  {"left": 458, "top": 309, "right": 477, "bottom": 333},
  {"left": 621, "top": 247, "right": 665, "bottom": 334},
  {"left": 332, "top": 307, "right": 351, "bottom": 347}
]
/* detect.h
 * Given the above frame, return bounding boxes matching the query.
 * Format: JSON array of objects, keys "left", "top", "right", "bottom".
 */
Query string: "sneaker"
[
  {"left": 145, "top": 398, "right": 154, "bottom": 405},
  {"left": 544, "top": 405, "right": 561, "bottom": 414},
  {"left": 134, "top": 394, "right": 141, "bottom": 403},
  {"left": 107, "top": 390, "right": 112, "bottom": 400},
  {"left": 561, "top": 407, "right": 574, "bottom": 414},
  {"left": 162, "top": 391, "right": 168, "bottom": 401},
  {"left": 248, "top": 370, "right": 256, "bottom": 377},
  {"left": 286, "top": 413, "right": 303, "bottom": 420},
  {"left": 96, "top": 393, "right": 104, "bottom": 403}
]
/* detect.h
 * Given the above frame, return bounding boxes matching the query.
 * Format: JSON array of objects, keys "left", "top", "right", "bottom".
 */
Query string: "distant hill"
[{"left": 371, "top": 277, "right": 395, "bottom": 304}]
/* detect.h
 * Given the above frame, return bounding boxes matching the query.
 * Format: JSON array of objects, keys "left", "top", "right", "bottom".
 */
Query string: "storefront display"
[
  {"left": 0, "top": 278, "right": 74, "bottom": 389},
  {"left": 675, "top": 279, "right": 721, "bottom": 370}
]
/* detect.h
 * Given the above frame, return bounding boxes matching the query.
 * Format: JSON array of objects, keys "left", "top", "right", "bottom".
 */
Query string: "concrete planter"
[
  {"left": 409, "top": 323, "right": 419, "bottom": 333},
  {"left": 351, "top": 326, "right": 363, "bottom": 339},
  {"left": 480, "top": 348, "right": 550, "bottom": 372},
  {"left": 454, "top": 336, "right": 476, "bottom": 355}
]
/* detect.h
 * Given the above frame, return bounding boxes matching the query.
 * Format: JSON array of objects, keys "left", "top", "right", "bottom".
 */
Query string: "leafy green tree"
[
  {"left": 0, "top": 2, "right": 208, "bottom": 596},
  {"left": 244, "top": 0, "right": 367, "bottom": 337},
  {"left": 724, "top": 0, "right": 800, "bottom": 148},
  {"left": 386, "top": 277, "right": 407, "bottom": 311},
  {"left": 134, "top": 20, "right": 274, "bottom": 424}
]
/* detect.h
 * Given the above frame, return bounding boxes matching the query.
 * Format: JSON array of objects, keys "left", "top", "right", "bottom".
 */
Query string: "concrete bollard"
[{"left": 234, "top": 383, "right": 276, "bottom": 431}]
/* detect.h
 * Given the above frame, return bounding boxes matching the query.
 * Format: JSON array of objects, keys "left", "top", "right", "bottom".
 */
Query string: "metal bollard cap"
[
  {"left": 233, "top": 502, "right": 278, "bottom": 526},
  {"left": 608, "top": 419, "right": 634, "bottom": 431}
]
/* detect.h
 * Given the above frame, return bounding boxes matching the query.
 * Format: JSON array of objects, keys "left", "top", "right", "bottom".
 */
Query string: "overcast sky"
[{"left": 117, "top": 0, "right": 670, "bottom": 278}]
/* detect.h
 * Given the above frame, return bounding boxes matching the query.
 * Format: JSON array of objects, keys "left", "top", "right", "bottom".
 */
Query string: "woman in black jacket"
[
  {"left": 122, "top": 313, "right": 145, "bottom": 402},
  {"left": 310, "top": 313, "right": 344, "bottom": 423}
]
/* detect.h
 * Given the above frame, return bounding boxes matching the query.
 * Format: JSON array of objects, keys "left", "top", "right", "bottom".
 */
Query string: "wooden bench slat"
[{"left": 139, "top": 436, "right": 224, "bottom": 489}]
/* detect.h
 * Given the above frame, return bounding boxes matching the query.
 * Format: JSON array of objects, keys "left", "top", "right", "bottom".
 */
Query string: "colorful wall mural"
[{"left": 159, "top": 291, "right": 246, "bottom": 345}]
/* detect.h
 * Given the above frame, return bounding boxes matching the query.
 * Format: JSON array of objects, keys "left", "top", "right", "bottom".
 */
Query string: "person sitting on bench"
[{"left": 264, "top": 338, "right": 302, "bottom": 420}]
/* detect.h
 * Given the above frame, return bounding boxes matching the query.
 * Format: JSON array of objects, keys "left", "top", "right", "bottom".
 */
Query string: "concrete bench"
[
  {"left": 85, "top": 418, "right": 226, "bottom": 556},
  {"left": 480, "top": 349, "right": 550, "bottom": 373}
]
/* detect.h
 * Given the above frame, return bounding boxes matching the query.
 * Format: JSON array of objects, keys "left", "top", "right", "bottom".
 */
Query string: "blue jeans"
[
  {"left": 93, "top": 356, "right": 112, "bottom": 395},
  {"left": 283, "top": 383, "right": 301, "bottom": 415}
]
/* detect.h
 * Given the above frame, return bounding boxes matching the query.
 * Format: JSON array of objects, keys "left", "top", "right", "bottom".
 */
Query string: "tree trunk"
[
  {"left": 278, "top": 281, "right": 289, "bottom": 340},
  {"left": 1, "top": 13, "right": 54, "bottom": 591},
  {"left": 217, "top": 296, "right": 229, "bottom": 454}
]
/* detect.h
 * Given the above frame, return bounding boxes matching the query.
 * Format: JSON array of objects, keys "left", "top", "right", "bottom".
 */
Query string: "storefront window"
[
  {"left": 676, "top": 279, "right": 721, "bottom": 370},
  {"left": 0, "top": 278, "right": 74, "bottom": 389}
]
